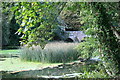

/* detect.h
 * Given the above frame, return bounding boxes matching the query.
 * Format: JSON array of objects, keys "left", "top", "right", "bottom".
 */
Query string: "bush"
[
  {"left": 77, "top": 64, "right": 109, "bottom": 78},
  {"left": 75, "top": 37, "right": 100, "bottom": 60},
  {"left": 20, "top": 42, "right": 79, "bottom": 63},
  {"left": 79, "top": 70, "right": 109, "bottom": 78}
]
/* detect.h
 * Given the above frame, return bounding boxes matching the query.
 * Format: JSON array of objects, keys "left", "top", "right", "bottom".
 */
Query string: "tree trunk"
[{"left": 95, "top": 3, "right": 120, "bottom": 76}]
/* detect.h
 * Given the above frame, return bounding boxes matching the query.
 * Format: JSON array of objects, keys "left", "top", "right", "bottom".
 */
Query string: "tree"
[
  {"left": 2, "top": 2, "right": 20, "bottom": 48},
  {"left": 11, "top": 2, "right": 66, "bottom": 49},
  {"left": 11, "top": 2, "right": 120, "bottom": 76},
  {"left": 93, "top": 3, "right": 120, "bottom": 76},
  {"left": 60, "top": 2, "right": 82, "bottom": 31},
  {"left": 74, "top": 2, "right": 120, "bottom": 76}
]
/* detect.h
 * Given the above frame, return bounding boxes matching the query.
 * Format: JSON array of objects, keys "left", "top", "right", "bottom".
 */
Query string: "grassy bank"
[
  {"left": 0, "top": 58, "right": 61, "bottom": 72},
  {"left": 0, "top": 49, "right": 20, "bottom": 54}
]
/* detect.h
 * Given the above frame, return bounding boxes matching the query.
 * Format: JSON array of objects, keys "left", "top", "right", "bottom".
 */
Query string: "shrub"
[
  {"left": 77, "top": 64, "right": 109, "bottom": 78},
  {"left": 75, "top": 37, "right": 100, "bottom": 60},
  {"left": 20, "top": 42, "right": 79, "bottom": 63},
  {"left": 79, "top": 70, "right": 109, "bottom": 78}
]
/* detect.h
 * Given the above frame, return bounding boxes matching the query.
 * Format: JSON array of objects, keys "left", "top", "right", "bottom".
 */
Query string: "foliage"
[
  {"left": 11, "top": 2, "right": 66, "bottom": 49},
  {"left": 52, "top": 25, "right": 66, "bottom": 41},
  {"left": 74, "top": 2, "right": 120, "bottom": 76},
  {"left": 20, "top": 42, "right": 79, "bottom": 63},
  {"left": 2, "top": 2, "right": 20, "bottom": 47},
  {"left": 79, "top": 70, "right": 109, "bottom": 78},
  {"left": 93, "top": 3, "right": 120, "bottom": 76},
  {"left": 11, "top": 2, "right": 120, "bottom": 76},
  {"left": 75, "top": 37, "right": 100, "bottom": 60},
  {"left": 60, "top": 2, "right": 82, "bottom": 30}
]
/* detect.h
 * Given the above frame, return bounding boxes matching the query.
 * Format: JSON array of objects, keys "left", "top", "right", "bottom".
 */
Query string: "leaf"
[
  {"left": 18, "top": 28, "right": 23, "bottom": 32},
  {"left": 15, "top": 11, "right": 20, "bottom": 16},
  {"left": 10, "top": 6, "right": 18, "bottom": 11},
  {"left": 21, "top": 22, "right": 26, "bottom": 27}
]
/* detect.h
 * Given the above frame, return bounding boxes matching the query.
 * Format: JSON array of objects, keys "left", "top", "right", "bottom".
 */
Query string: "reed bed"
[{"left": 20, "top": 42, "right": 79, "bottom": 63}]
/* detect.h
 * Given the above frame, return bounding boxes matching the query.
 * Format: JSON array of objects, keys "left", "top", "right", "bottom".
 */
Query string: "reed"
[{"left": 20, "top": 42, "right": 79, "bottom": 63}]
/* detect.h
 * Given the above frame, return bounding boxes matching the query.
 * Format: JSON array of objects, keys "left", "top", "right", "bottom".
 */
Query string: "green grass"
[
  {"left": 0, "top": 58, "right": 61, "bottom": 71},
  {"left": 0, "top": 49, "right": 20, "bottom": 54},
  {"left": 20, "top": 42, "right": 79, "bottom": 63}
]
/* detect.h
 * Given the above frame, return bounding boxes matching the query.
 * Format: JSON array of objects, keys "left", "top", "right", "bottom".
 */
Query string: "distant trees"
[
  {"left": 60, "top": 3, "right": 82, "bottom": 31},
  {"left": 2, "top": 2, "right": 20, "bottom": 48}
]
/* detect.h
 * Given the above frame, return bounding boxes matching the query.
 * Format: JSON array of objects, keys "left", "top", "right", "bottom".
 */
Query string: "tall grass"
[{"left": 20, "top": 42, "right": 79, "bottom": 63}]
